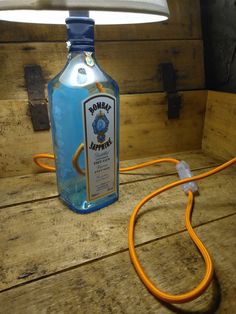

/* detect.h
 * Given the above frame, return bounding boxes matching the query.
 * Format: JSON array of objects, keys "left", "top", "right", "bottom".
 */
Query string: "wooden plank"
[
  {"left": 0, "top": 40, "right": 204, "bottom": 99},
  {"left": 120, "top": 91, "right": 206, "bottom": 160},
  {"left": 0, "top": 0, "right": 201, "bottom": 42},
  {"left": 202, "top": 91, "right": 236, "bottom": 160},
  {"left": 0, "top": 99, "right": 53, "bottom": 178},
  {"left": 0, "top": 164, "right": 235, "bottom": 290},
  {"left": 0, "top": 151, "right": 222, "bottom": 208},
  {"left": 0, "top": 215, "right": 235, "bottom": 313},
  {"left": 0, "top": 91, "right": 207, "bottom": 178}
]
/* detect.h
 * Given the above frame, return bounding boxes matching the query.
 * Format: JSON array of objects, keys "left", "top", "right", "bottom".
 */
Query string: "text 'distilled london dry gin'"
[{"left": 48, "top": 17, "right": 119, "bottom": 213}]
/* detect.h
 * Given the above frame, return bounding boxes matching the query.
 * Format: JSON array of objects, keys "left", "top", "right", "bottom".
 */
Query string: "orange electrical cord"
[
  {"left": 33, "top": 147, "right": 179, "bottom": 174},
  {"left": 33, "top": 151, "right": 236, "bottom": 304},
  {"left": 33, "top": 143, "right": 85, "bottom": 174},
  {"left": 128, "top": 157, "right": 236, "bottom": 303},
  {"left": 129, "top": 191, "right": 213, "bottom": 304},
  {"left": 33, "top": 153, "right": 55, "bottom": 172},
  {"left": 72, "top": 144, "right": 85, "bottom": 175}
]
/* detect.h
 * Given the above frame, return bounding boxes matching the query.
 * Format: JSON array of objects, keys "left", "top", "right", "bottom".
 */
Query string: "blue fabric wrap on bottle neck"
[{"left": 66, "top": 17, "right": 95, "bottom": 52}]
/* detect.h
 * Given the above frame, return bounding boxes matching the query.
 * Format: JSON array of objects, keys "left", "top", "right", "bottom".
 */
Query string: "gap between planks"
[
  {"left": 2, "top": 216, "right": 235, "bottom": 314},
  {"left": 1, "top": 212, "right": 235, "bottom": 295},
  {"left": 0, "top": 38, "right": 204, "bottom": 44},
  {"left": 1, "top": 151, "right": 233, "bottom": 292},
  {"left": 0, "top": 164, "right": 221, "bottom": 210},
  {"left": 0, "top": 150, "right": 222, "bottom": 209}
]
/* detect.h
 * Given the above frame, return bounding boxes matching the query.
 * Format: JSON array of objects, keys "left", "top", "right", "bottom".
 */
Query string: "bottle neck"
[
  {"left": 67, "top": 41, "right": 95, "bottom": 54},
  {"left": 66, "top": 17, "right": 95, "bottom": 54}
]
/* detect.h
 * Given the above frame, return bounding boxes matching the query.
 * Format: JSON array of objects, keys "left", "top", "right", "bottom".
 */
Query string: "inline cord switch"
[{"left": 176, "top": 161, "right": 199, "bottom": 194}]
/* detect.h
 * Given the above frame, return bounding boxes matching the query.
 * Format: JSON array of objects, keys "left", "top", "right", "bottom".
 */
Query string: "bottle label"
[
  {"left": 83, "top": 94, "right": 117, "bottom": 201},
  {"left": 84, "top": 52, "right": 95, "bottom": 67}
]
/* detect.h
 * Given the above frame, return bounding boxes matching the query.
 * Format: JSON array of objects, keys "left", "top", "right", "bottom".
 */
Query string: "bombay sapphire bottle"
[{"left": 48, "top": 17, "right": 119, "bottom": 213}]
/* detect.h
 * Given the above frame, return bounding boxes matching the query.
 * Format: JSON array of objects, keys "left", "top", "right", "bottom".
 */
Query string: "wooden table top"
[{"left": 0, "top": 150, "right": 235, "bottom": 313}]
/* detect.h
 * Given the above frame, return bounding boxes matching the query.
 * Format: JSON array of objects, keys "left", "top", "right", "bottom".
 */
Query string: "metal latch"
[
  {"left": 24, "top": 65, "right": 50, "bottom": 131},
  {"left": 160, "top": 63, "right": 182, "bottom": 119}
]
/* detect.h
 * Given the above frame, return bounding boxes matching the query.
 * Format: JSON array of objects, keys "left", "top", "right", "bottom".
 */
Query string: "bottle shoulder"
[{"left": 49, "top": 54, "right": 117, "bottom": 90}]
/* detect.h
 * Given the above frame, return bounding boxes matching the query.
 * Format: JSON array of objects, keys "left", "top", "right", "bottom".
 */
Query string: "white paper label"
[{"left": 83, "top": 94, "right": 116, "bottom": 201}]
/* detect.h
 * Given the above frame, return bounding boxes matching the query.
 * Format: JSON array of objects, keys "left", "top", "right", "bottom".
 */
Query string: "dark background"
[{"left": 201, "top": 0, "right": 236, "bottom": 93}]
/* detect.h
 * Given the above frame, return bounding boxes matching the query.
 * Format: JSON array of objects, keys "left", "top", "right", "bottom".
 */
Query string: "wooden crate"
[
  {"left": 0, "top": 0, "right": 205, "bottom": 178},
  {"left": 0, "top": 1, "right": 236, "bottom": 313}
]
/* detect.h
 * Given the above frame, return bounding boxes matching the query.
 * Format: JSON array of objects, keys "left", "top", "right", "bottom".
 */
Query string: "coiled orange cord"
[
  {"left": 128, "top": 157, "right": 236, "bottom": 303},
  {"left": 33, "top": 151, "right": 236, "bottom": 304}
]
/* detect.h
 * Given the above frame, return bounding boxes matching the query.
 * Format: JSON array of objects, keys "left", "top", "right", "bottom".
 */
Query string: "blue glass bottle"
[{"left": 48, "top": 17, "right": 119, "bottom": 214}]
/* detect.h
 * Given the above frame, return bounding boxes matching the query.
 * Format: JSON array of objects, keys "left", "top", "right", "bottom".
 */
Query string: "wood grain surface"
[
  {"left": 0, "top": 40, "right": 204, "bottom": 99},
  {"left": 1, "top": 157, "right": 235, "bottom": 291},
  {"left": 0, "top": 91, "right": 207, "bottom": 178},
  {"left": 202, "top": 91, "right": 236, "bottom": 160},
  {"left": 0, "top": 151, "right": 221, "bottom": 208},
  {"left": 0, "top": 215, "right": 235, "bottom": 313}
]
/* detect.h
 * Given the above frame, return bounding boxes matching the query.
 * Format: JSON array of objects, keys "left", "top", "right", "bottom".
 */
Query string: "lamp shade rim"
[
  {"left": 0, "top": 0, "right": 169, "bottom": 25},
  {"left": 0, "top": 0, "right": 170, "bottom": 16},
  {"left": 0, "top": 10, "right": 168, "bottom": 25}
]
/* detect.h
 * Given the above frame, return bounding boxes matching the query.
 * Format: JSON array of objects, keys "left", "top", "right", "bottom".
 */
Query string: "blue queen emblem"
[{"left": 92, "top": 110, "right": 109, "bottom": 143}]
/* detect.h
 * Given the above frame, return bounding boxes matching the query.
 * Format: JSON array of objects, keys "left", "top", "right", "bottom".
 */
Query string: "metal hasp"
[
  {"left": 24, "top": 65, "right": 50, "bottom": 131},
  {"left": 160, "top": 63, "right": 181, "bottom": 119}
]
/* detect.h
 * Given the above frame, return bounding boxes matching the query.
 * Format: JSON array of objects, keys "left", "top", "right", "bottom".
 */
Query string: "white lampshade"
[{"left": 0, "top": 0, "right": 169, "bottom": 25}]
